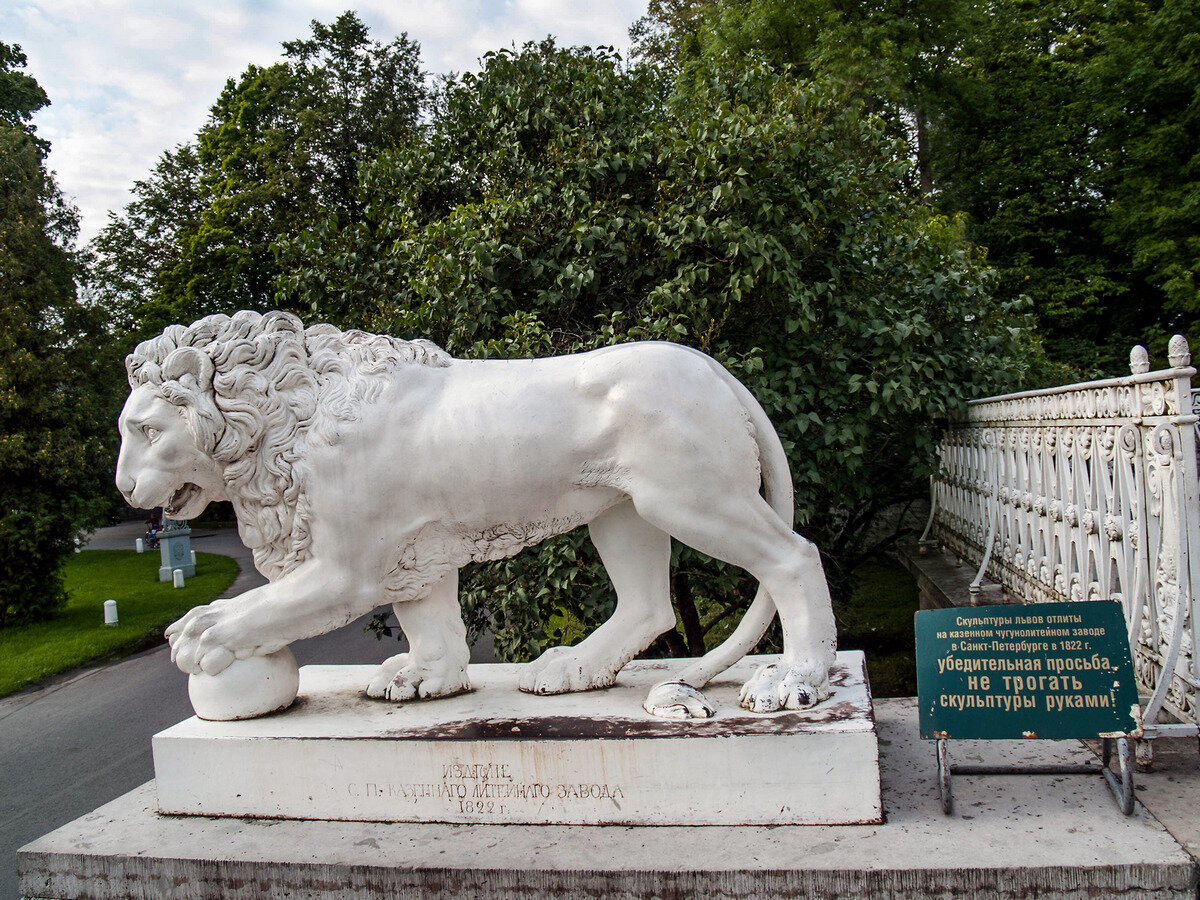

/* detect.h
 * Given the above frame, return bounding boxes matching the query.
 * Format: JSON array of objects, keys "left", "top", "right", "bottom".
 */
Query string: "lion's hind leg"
[
  {"left": 633, "top": 488, "right": 837, "bottom": 713},
  {"left": 519, "top": 500, "right": 675, "bottom": 695},
  {"left": 367, "top": 569, "right": 471, "bottom": 702}
]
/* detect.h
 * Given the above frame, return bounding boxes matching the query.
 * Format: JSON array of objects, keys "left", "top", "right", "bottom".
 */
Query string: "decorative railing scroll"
[{"left": 924, "top": 336, "right": 1200, "bottom": 736}]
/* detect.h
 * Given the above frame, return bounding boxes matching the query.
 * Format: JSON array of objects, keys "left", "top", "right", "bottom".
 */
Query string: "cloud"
[
  {"left": 360, "top": 0, "right": 645, "bottom": 73},
  {"left": 3, "top": 1, "right": 648, "bottom": 244}
]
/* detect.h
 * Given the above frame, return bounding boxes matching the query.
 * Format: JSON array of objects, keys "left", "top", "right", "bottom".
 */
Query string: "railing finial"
[
  {"left": 1130, "top": 345, "right": 1150, "bottom": 375},
  {"left": 1168, "top": 334, "right": 1191, "bottom": 368}
]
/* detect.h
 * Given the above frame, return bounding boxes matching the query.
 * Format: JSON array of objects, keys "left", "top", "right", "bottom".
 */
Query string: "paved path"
[{"left": 1, "top": 523, "right": 495, "bottom": 900}]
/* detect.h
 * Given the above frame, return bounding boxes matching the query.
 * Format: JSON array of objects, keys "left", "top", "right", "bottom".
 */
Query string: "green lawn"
[{"left": 0, "top": 550, "right": 239, "bottom": 698}]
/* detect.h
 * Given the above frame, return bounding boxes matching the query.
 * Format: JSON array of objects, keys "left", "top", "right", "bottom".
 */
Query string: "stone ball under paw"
[{"left": 188, "top": 647, "right": 300, "bottom": 721}]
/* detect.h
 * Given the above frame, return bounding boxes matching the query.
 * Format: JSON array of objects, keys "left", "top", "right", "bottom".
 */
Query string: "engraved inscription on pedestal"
[{"left": 345, "top": 762, "right": 627, "bottom": 820}]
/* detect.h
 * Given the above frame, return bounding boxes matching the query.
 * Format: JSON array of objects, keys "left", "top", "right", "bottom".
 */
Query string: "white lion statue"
[{"left": 115, "top": 311, "right": 836, "bottom": 719}]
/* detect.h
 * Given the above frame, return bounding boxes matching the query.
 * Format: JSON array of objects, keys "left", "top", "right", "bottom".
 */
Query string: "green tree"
[
  {"left": 633, "top": 0, "right": 978, "bottom": 194},
  {"left": 281, "top": 44, "right": 1032, "bottom": 659},
  {"left": 91, "top": 12, "right": 427, "bottom": 329},
  {"left": 88, "top": 143, "right": 203, "bottom": 339},
  {"left": 931, "top": 0, "right": 1150, "bottom": 374},
  {"left": 0, "top": 44, "right": 118, "bottom": 626},
  {"left": 628, "top": 0, "right": 713, "bottom": 77},
  {"left": 1087, "top": 0, "right": 1200, "bottom": 352},
  {"left": 633, "top": 0, "right": 1195, "bottom": 376},
  {"left": 171, "top": 11, "right": 425, "bottom": 317},
  {"left": 0, "top": 42, "right": 48, "bottom": 136}
]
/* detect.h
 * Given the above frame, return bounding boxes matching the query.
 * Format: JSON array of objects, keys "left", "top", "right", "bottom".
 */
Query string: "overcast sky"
[{"left": 4, "top": 1, "right": 649, "bottom": 245}]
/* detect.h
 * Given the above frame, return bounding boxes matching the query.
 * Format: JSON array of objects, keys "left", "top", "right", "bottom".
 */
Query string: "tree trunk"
[
  {"left": 916, "top": 107, "right": 933, "bottom": 196},
  {"left": 673, "top": 571, "right": 706, "bottom": 656}
]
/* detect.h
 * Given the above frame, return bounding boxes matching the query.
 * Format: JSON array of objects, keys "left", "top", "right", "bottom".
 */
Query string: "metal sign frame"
[{"left": 916, "top": 601, "right": 1140, "bottom": 816}]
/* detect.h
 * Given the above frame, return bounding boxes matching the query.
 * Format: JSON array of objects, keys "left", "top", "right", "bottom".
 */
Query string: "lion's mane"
[{"left": 126, "top": 310, "right": 450, "bottom": 580}]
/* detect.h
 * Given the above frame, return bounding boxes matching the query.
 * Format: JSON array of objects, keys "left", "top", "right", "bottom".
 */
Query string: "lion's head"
[
  {"left": 116, "top": 382, "right": 227, "bottom": 520},
  {"left": 116, "top": 310, "right": 450, "bottom": 579}
]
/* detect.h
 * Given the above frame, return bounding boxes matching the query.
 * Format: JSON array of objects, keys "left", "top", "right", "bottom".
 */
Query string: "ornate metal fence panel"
[{"left": 925, "top": 337, "right": 1200, "bottom": 738}]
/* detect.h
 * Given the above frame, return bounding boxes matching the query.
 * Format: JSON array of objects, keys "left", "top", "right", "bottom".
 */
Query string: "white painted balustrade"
[{"left": 922, "top": 336, "right": 1200, "bottom": 741}]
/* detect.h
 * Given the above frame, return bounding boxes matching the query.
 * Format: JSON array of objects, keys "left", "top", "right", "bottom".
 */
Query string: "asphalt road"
[{"left": 1, "top": 523, "right": 496, "bottom": 900}]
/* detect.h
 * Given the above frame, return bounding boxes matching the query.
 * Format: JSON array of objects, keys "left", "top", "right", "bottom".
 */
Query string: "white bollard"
[
  {"left": 190, "top": 550, "right": 197, "bottom": 567},
  {"left": 173, "top": 568, "right": 185, "bottom": 588},
  {"left": 103, "top": 599, "right": 118, "bottom": 627},
  {"left": 136, "top": 538, "right": 144, "bottom": 554}
]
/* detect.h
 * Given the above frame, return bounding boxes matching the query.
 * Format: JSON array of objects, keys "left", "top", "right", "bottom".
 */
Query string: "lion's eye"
[{"left": 143, "top": 425, "right": 162, "bottom": 442}]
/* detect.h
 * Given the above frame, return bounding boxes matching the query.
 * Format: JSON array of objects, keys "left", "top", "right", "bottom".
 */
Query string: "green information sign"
[{"left": 916, "top": 601, "right": 1140, "bottom": 740}]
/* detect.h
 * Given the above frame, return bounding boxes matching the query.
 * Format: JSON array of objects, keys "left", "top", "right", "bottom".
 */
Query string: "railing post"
[
  {"left": 969, "top": 429, "right": 999, "bottom": 602},
  {"left": 918, "top": 474, "right": 937, "bottom": 555}
]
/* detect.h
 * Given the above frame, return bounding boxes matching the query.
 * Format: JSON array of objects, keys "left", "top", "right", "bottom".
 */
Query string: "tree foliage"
[
  {"left": 929, "top": 0, "right": 1145, "bottom": 373},
  {"left": 0, "top": 42, "right": 49, "bottom": 136},
  {"left": 88, "top": 143, "right": 203, "bottom": 338},
  {"left": 279, "top": 44, "right": 1031, "bottom": 659},
  {"left": 0, "top": 44, "right": 118, "bottom": 627},
  {"left": 635, "top": 0, "right": 1200, "bottom": 375},
  {"left": 90, "top": 12, "right": 426, "bottom": 335},
  {"left": 633, "top": 0, "right": 978, "bottom": 194},
  {"left": 1087, "top": 0, "right": 1200, "bottom": 347}
]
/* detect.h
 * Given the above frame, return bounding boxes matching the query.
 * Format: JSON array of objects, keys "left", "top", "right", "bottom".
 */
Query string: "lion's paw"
[
  {"left": 365, "top": 653, "right": 409, "bottom": 698},
  {"left": 166, "top": 600, "right": 246, "bottom": 676},
  {"left": 518, "top": 646, "right": 616, "bottom": 695},
  {"left": 368, "top": 654, "right": 470, "bottom": 703},
  {"left": 643, "top": 681, "right": 715, "bottom": 719},
  {"left": 738, "top": 661, "right": 831, "bottom": 713}
]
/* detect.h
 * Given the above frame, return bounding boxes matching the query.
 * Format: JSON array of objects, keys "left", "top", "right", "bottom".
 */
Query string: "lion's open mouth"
[{"left": 165, "top": 483, "right": 203, "bottom": 517}]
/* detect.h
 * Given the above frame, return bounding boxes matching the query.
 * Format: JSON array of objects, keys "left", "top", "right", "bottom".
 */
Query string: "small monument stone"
[{"left": 157, "top": 517, "right": 194, "bottom": 582}]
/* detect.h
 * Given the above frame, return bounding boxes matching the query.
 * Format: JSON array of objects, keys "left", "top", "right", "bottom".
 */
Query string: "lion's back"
[
  {"left": 362, "top": 341, "right": 749, "bottom": 494},
  {"left": 571, "top": 342, "right": 740, "bottom": 422}
]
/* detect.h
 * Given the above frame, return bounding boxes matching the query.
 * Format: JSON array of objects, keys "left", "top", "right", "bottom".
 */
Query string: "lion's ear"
[{"left": 162, "top": 347, "right": 215, "bottom": 391}]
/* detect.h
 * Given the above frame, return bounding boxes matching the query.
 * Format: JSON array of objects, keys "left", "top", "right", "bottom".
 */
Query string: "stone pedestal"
[
  {"left": 152, "top": 652, "right": 881, "bottom": 826},
  {"left": 157, "top": 520, "right": 195, "bottom": 581}
]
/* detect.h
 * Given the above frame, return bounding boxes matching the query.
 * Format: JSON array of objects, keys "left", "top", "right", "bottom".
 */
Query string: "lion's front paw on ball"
[
  {"left": 739, "top": 661, "right": 830, "bottom": 713},
  {"left": 167, "top": 602, "right": 245, "bottom": 675}
]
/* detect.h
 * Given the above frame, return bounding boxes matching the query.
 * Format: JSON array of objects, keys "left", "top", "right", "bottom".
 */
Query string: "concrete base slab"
[
  {"left": 153, "top": 653, "right": 880, "bottom": 826},
  {"left": 19, "top": 698, "right": 1198, "bottom": 899},
  {"left": 899, "top": 542, "right": 1011, "bottom": 610},
  {"left": 1133, "top": 734, "right": 1200, "bottom": 865}
]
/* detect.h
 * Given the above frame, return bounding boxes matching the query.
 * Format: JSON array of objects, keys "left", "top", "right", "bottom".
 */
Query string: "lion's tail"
[{"left": 669, "top": 351, "right": 793, "bottom": 691}]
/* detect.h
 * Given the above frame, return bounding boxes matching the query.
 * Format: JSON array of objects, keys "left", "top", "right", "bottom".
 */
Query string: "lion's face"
[{"left": 115, "top": 385, "right": 226, "bottom": 519}]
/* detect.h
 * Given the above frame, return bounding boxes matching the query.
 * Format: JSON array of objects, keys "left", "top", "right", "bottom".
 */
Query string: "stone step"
[{"left": 19, "top": 694, "right": 1197, "bottom": 899}]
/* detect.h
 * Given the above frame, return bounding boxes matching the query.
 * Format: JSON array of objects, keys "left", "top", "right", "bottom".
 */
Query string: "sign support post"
[{"left": 935, "top": 735, "right": 1135, "bottom": 815}]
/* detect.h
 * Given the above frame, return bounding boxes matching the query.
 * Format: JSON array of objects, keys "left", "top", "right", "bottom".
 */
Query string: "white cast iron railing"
[{"left": 921, "top": 336, "right": 1200, "bottom": 742}]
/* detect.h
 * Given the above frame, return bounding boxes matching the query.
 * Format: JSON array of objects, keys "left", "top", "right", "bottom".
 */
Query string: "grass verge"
[{"left": 0, "top": 550, "right": 239, "bottom": 698}]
